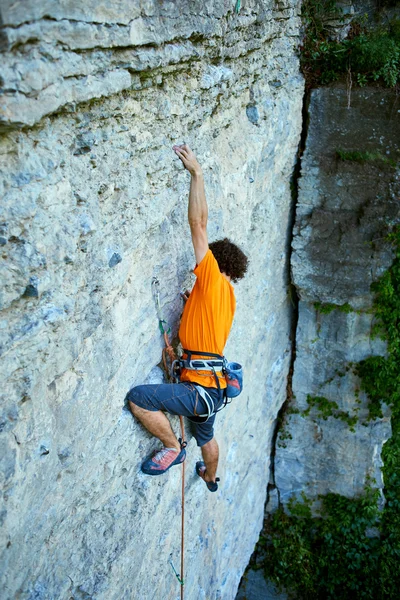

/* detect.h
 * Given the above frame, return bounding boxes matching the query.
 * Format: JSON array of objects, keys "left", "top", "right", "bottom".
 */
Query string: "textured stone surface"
[
  {"left": 274, "top": 87, "right": 399, "bottom": 508},
  {"left": 292, "top": 87, "right": 400, "bottom": 310},
  {"left": 236, "top": 569, "right": 288, "bottom": 600},
  {"left": 0, "top": 0, "right": 300, "bottom": 130},
  {"left": 0, "top": 2, "right": 303, "bottom": 599}
]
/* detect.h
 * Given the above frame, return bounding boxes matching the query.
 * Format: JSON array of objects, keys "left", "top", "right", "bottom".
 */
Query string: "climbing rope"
[{"left": 152, "top": 278, "right": 186, "bottom": 600}]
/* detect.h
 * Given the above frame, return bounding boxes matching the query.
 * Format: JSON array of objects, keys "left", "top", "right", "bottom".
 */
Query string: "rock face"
[
  {"left": 236, "top": 569, "right": 288, "bottom": 600},
  {"left": 274, "top": 87, "right": 399, "bottom": 508},
  {"left": 0, "top": 2, "right": 304, "bottom": 599}
]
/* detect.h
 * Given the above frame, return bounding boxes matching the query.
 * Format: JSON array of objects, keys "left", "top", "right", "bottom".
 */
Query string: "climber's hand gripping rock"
[{"left": 173, "top": 144, "right": 202, "bottom": 177}]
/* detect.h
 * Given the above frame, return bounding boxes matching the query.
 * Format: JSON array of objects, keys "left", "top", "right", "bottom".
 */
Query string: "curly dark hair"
[{"left": 209, "top": 238, "right": 249, "bottom": 283}]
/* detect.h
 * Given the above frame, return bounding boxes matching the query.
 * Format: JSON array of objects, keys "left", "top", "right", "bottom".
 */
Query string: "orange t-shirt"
[{"left": 179, "top": 249, "right": 236, "bottom": 388}]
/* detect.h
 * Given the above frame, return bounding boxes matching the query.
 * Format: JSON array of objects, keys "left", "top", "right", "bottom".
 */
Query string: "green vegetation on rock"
[
  {"left": 336, "top": 149, "right": 397, "bottom": 167},
  {"left": 301, "top": 0, "right": 400, "bottom": 88},
  {"left": 259, "top": 228, "right": 400, "bottom": 598},
  {"left": 356, "top": 227, "right": 400, "bottom": 421},
  {"left": 303, "top": 394, "right": 358, "bottom": 431},
  {"left": 260, "top": 488, "right": 385, "bottom": 599},
  {"left": 314, "top": 301, "right": 354, "bottom": 314}
]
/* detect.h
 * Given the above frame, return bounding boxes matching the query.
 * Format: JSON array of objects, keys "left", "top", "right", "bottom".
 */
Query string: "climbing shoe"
[
  {"left": 196, "top": 461, "right": 220, "bottom": 492},
  {"left": 141, "top": 441, "right": 186, "bottom": 475}
]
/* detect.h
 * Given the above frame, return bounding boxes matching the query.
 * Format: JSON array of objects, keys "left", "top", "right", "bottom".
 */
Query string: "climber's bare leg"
[
  {"left": 200, "top": 437, "right": 219, "bottom": 482},
  {"left": 129, "top": 402, "right": 180, "bottom": 451}
]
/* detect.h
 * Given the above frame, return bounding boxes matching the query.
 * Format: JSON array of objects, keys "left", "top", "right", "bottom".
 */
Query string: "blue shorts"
[{"left": 126, "top": 382, "right": 224, "bottom": 447}]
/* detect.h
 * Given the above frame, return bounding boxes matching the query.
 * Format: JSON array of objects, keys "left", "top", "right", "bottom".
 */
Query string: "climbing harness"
[
  {"left": 152, "top": 278, "right": 186, "bottom": 599},
  {"left": 176, "top": 350, "right": 244, "bottom": 422},
  {"left": 176, "top": 350, "right": 227, "bottom": 423}
]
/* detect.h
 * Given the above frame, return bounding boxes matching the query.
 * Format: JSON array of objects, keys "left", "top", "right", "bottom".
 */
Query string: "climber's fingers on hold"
[
  {"left": 182, "top": 145, "right": 197, "bottom": 162},
  {"left": 180, "top": 289, "right": 191, "bottom": 303},
  {"left": 173, "top": 145, "right": 185, "bottom": 160},
  {"left": 173, "top": 148, "right": 192, "bottom": 172},
  {"left": 173, "top": 144, "right": 191, "bottom": 158}
]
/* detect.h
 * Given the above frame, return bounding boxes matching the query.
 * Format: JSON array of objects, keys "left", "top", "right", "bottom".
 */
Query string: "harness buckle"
[{"left": 188, "top": 359, "right": 224, "bottom": 371}]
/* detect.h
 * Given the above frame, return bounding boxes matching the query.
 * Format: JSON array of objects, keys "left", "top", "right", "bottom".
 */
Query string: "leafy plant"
[
  {"left": 259, "top": 229, "right": 400, "bottom": 598},
  {"left": 356, "top": 227, "right": 400, "bottom": 421},
  {"left": 300, "top": 0, "right": 400, "bottom": 88},
  {"left": 261, "top": 489, "right": 386, "bottom": 600},
  {"left": 303, "top": 394, "right": 358, "bottom": 430}
]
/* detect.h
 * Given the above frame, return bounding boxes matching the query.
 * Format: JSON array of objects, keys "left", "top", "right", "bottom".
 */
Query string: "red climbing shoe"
[
  {"left": 141, "top": 442, "right": 186, "bottom": 475},
  {"left": 196, "top": 461, "right": 220, "bottom": 492}
]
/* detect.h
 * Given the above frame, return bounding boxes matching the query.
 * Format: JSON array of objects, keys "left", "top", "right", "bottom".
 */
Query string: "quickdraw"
[{"left": 152, "top": 278, "right": 177, "bottom": 376}]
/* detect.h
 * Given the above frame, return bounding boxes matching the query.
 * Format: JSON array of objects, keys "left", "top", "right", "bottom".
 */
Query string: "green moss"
[
  {"left": 336, "top": 149, "right": 397, "bottom": 167},
  {"left": 314, "top": 301, "right": 354, "bottom": 314}
]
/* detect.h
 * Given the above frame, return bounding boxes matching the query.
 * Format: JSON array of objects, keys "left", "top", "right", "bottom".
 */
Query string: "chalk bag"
[{"left": 224, "top": 362, "right": 243, "bottom": 398}]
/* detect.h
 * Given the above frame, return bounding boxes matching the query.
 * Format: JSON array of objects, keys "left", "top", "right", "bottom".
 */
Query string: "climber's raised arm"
[{"left": 173, "top": 144, "right": 209, "bottom": 265}]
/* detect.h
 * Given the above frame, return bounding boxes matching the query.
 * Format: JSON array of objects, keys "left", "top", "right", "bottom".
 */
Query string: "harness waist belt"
[
  {"left": 179, "top": 349, "right": 225, "bottom": 373},
  {"left": 183, "top": 359, "right": 224, "bottom": 372},
  {"left": 175, "top": 349, "right": 228, "bottom": 422}
]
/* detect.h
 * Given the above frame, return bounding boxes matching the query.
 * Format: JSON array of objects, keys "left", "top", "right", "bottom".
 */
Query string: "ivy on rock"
[{"left": 258, "top": 227, "right": 400, "bottom": 599}]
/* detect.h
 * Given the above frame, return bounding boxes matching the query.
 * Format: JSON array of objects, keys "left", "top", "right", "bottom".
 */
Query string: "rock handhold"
[
  {"left": 40, "top": 445, "right": 50, "bottom": 456},
  {"left": 73, "top": 131, "right": 95, "bottom": 155},
  {"left": 246, "top": 104, "right": 259, "bottom": 126},
  {"left": 109, "top": 252, "right": 122, "bottom": 268},
  {"left": 23, "top": 277, "right": 39, "bottom": 298}
]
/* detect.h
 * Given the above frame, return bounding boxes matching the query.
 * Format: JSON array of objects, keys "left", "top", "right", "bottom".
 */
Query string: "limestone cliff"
[
  {"left": 0, "top": 2, "right": 304, "bottom": 599},
  {"left": 274, "top": 87, "right": 399, "bottom": 508}
]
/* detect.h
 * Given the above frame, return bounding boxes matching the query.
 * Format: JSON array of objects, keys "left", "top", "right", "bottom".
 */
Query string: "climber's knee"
[
  {"left": 126, "top": 385, "right": 160, "bottom": 414},
  {"left": 128, "top": 399, "right": 141, "bottom": 416}
]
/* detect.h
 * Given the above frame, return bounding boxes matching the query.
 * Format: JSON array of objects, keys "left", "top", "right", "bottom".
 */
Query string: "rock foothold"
[{"left": 108, "top": 252, "right": 122, "bottom": 268}]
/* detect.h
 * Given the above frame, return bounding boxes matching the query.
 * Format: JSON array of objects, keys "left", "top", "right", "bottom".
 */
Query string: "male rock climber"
[{"left": 126, "top": 144, "right": 248, "bottom": 491}]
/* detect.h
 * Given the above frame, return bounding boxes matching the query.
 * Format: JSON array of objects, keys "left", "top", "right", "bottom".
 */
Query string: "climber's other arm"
[{"left": 173, "top": 144, "right": 208, "bottom": 265}]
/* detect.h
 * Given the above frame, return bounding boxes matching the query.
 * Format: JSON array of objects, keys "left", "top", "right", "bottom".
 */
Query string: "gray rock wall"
[
  {"left": 274, "top": 87, "right": 399, "bottom": 508},
  {"left": 0, "top": 2, "right": 303, "bottom": 599}
]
